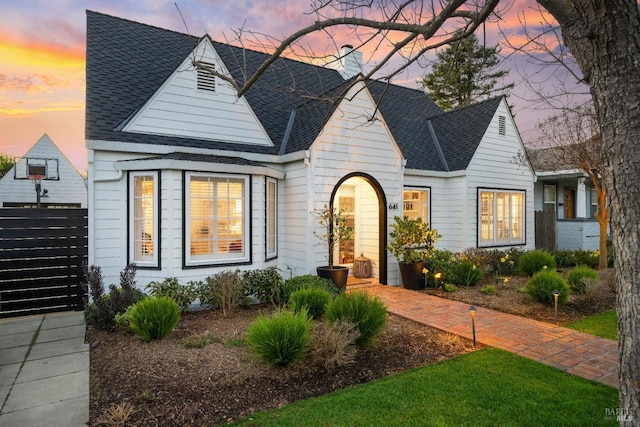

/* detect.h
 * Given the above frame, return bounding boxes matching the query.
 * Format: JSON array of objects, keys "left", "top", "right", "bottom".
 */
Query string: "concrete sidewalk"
[
  {"left": 353, "top": 283, "right": 619, "bottom": 388},
  {"left": 0, "top": 311, "right": 89, "bottom": 427}
]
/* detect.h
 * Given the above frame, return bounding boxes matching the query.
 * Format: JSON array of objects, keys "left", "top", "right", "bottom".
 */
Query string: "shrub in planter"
[
  {"left": 519, "top": 250, "right": 556, "bottom": 277},
  {"left": 289, "top": 287, "right": 333, "bottom": 320},
  {"left": 245, "top": 308, "right": 312, "bottom": 367},
  {"left": 326, "top": 291, "right": 387, "bottom": 346},
  {"left": 244, "top": 266, "right": 284, "bottom": 306},
  {"left": 525, "top": 270, "right": 569, "bottom": 304},
  {"left": 128, "top": 296, "right": 181, "bottom": 342},
  {"left": 146, "top": 277, "right": 197, "bottom": 311},
  {"left": 567, "top": 265, "right": 599, "bottom": 294}
]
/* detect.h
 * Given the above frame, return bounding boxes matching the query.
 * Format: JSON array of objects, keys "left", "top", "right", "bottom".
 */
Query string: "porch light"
[
  {"left": 469, "top": 305, "right": 477, "bottom": 346},
  {"left": 552, "top": 291, "right": 560, "bottom": 324}
]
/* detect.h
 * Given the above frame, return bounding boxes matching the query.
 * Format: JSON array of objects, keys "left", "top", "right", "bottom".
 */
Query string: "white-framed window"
[
  {"left": 403, "top": 188, "right": 430, "bottom": 223},
  {"left": 185, "top": 172, "right": 249, "bottom": 266},
  {"left": 129, "top": 171, "right": 159, "bottom": 267},
  {"left": 266, "top": 177, "right": 277, "bottom": 260},
  {"left": 543, "top": 185, "right": 556, "bottom": 204},
  {"left": 336, "top": 186, "right": 355, "bottom": 264},
  {"left": 590, "top": 187, "right": 598, "bottom": 218},
  {"left": 479, "top": 189, "right": 525, "bottom": 247}
]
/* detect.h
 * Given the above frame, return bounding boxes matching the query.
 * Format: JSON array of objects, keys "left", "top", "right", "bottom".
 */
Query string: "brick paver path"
[{"left": 352, "top": 283, "right": 618, "bottom": 388}]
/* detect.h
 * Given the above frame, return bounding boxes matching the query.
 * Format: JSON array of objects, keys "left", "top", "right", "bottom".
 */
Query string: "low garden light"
[
  {"left": 469, "top": 305, "right": 477, "bottom": 346},
  {"left": 552, "top": 290, "right": 560, "bottom": 324}
]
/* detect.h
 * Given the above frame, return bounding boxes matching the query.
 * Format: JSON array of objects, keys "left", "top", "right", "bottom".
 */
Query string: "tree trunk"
[{"left": 539, "top": 0, "right": 640, "bottom": 423}]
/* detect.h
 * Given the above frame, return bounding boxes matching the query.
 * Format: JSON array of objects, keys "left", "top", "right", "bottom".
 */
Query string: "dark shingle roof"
[
  {"left": 120, "top": 152, "right": 266, "bottom": 167},
  {"left": 86, "top": 11, "right": 504, "bottom": 172}
]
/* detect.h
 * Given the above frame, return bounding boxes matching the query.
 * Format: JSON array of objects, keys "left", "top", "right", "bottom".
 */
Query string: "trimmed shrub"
[
  {"left": 326, "top": 291, "right": 387, "bottom": 346},
  {"left": 245, "top": 308, "right": 311, "bottom": 367},
  {"left": 519, "top": 250, "right": 556, "bottom": 277},
  {"left": 289, "top": 287, "right": 333, "bottom": 320},
  {"left": 452, "top": 260, "right": 483, "bottom": 286},
  {"left": 128, "top": 297, "right": 181, "bottom": 342},
  {"left": 244, "top": 267, "right": 284, "bottom": 306},
  {"left": 525, "top": 270, "right": 569, "bottom": 304},
  {"left": 552, "top": 250, "right": 577, "bottom": 268},
  {"left": 197, "top": 270, "right": 249, "bottom": 316},
  {"left": 282, "top": 275, "right": 340, "bottom": 303},
  {"left": 567, "top": 265, "right": 599, "bottom": 294},
  {"left": 146, "top": 277, "right": 197, "bottom": 311}
]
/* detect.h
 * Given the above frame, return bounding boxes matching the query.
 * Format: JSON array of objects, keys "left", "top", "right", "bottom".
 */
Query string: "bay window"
[
  {"left": 185, "top": 172, "right": 249, "bottom": 266},
  {"left": 479, "top": 189, "right": 525, "bottom": 246}
]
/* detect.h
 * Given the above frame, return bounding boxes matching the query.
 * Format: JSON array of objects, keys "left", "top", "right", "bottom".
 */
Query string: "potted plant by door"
[
  {"left": 313, "top": 204, "right": 355, "bottom": 291},
  {"left": 387, "top": 216, "right": 440, "bottom": 289}
]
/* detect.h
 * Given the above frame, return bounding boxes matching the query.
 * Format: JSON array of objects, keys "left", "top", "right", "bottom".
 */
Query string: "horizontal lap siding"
[{"left": 465, "top": 101, "right": 535, "bottom": 250}]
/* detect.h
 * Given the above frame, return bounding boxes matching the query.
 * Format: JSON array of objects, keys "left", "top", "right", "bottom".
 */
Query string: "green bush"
[
  {"left": 552, "top": 250, "right": 578, "bottom": 268},
  {"left": 146, "top": 277, "right": 197, "bottom": 311},
  {"left": 567, "top": 265, "right": 599, "bottom": 294},
  {"left": 289, "top": 287, "right": 332, "bottom": 320},
  {"left": 423, "top": 250, "right": 455, "bottom": 287},
  {"left": 128, "top": 297, "right": 181, "bottom": 342},
  {"left": 452, "top": 261, "right": 483, "bottom": 286},
  {"left": 443, "top": 283, "right": 459, "bottom": 293},
  {"left": 244, "top": 267, "right": 284, "bottom": 306},
  {"left": 480, "top": 285, "right": 496, "bottom": 295},
  {"left": 282, "top": 275, "right": 339, "bottom": 303},
  {"left": 574, "top": 250, "right": 599, "bottom": 269},
  {"left": 485, "top": 248, "right": 521, "bottom": 276},
  {"left": 326, "top": 291, "right": 387, "bottom": 346},
  {"left": 84, "top": 264, "right": 145, "bottom": 331},
  {"left": 519, "top": 250, "right": 556, "bottom": 277},
  {"left": 245, "top": 308, "right": 312, "bottom": 367},
  {"left": 525, "top": 270, "right": 569, "bottom": 304},
  {"left": 197, "top": 270, "right": 249, "bottom": 316}
]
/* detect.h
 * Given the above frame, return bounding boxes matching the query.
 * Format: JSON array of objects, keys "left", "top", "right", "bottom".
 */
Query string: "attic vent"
[
  {"left": 196, "top": 62, "right": 216, "bottom": 92},
  {"left": 498, "top": 115, "right": 506, "bottom": 136}
]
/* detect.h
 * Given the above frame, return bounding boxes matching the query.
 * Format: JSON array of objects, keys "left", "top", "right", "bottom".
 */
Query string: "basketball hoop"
[{"left": 29, "top": 174, "right": 44, "bottom": 208}]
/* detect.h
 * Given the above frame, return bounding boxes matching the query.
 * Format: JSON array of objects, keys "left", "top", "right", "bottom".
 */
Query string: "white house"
[
  {"left": 85, "top": 11, "right": 535, "bottom": 287},
  {"left": 0, "top": 134, "right": 87, "bottom": 208}
]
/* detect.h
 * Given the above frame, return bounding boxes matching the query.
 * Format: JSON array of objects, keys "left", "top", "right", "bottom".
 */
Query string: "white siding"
[
  {"left": 465, "top": 100, "right": 535, "bottom": 251},
  {"left": 0, "top": 134, "right": 86, "bottom": 207},
  {"left": 123, "top": 39, "right": 272, "bottom": 147}
]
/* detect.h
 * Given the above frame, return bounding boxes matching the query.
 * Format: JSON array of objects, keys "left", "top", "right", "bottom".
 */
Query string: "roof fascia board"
[
  {"left": 114, "top": 157, "right": 285, "bottom": 179},
  {"left": 404, "top": 168, "right": 466, "bottom": 178}
]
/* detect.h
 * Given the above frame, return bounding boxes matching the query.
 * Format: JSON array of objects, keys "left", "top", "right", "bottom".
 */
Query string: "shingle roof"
[
  {"left": 86, "top": 11, "right": 504, "bottom": 172},
  {"left": 120, "top": 152, "right": 266, "bottom": 167}
]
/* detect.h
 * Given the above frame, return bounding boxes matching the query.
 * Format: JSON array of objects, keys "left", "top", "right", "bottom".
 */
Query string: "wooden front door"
[{"left": 564, "top": 189, "right": 575, "bottom": 219}]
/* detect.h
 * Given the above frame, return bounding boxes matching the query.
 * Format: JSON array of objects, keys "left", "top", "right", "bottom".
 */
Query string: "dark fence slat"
[{"left": 0, "top": 208, "right": 88, "bottom": 317}]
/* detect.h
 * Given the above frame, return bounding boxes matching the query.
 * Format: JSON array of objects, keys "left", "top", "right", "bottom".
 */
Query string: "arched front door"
[{"left": 330, "top": 173, "right": 387, "bottom": 285}]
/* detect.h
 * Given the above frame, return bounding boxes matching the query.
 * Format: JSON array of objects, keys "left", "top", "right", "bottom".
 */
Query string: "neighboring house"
[
  {"left": 0, "top": 134, "right": 87, "bottom": 208},
  {"left": 85, "top": 11, "right": 535, "bottom": 287},
  {"left": 528, "top": 146, "right": 603, "bottom": 250}
]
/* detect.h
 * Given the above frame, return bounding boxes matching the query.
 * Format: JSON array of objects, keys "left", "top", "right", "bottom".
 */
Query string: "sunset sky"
[{"left": 0, "top": 0, "right": 586, "bottom": 172}]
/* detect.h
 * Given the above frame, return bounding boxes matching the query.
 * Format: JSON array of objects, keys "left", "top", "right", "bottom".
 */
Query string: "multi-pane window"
[
  {"left": 590, "top": 187, "right": 598, "bottom": 218},
  {"left": 266, "top": 177, "right": 277, "bottom": 260},
  {"left": 129, "top": 172, "right": 158, "bottom": 267},
  {"left": 403, "top": 188, "right": 430, "bottom": 223},
  {"left": 337, "top": 188, "right": 355, "bottom": 264},
  {"left": 479, "top": 189, "right": 525, "bottom": 246},
  {"left": 186, "top": 173, "right": 249, "bottom": 266}
]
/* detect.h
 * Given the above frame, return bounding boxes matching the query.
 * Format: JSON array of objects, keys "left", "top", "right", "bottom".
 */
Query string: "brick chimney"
[{"left": 331, "top": 45, "right": 363, "bottom": 79}]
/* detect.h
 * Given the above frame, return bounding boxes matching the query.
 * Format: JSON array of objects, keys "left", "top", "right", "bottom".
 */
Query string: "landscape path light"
[
  {"left": 469, "top": 305, "right": 477, "bottom": 346},
  {"left": 552, "top": 290, "right": 560, "bottom": 324}
]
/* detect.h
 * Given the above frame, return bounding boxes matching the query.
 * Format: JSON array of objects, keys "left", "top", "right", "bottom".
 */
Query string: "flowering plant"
[{"left": 387, "top": 216, "right": 440, "bottom": 263}]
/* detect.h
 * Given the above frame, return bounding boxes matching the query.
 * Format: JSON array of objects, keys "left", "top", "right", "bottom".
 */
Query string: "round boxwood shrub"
[
  {"left": 326, "top": 291, "right": 387, "bottom": 346},
  {"left": 525, "top": 270, "right": 569, "bottom": 304},
  {"left": 128, "top": 296, "right": 181, "bottom": 342},
  {"left": 567, "top": 265, "right": 599, "bottom": 294},
  {"left": 245, "top": 308, "right": 311, "bottom": 367},
  {"left": 289, "top": 287, "right": 333, "bottom": 320},
  {"left": 519, "top": 250, "right": 557, "bottom": 277}
]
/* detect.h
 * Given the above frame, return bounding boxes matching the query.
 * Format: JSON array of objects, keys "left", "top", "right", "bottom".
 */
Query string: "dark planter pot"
[
  {"left": 399, "top": 261, "right": 426, "bottom": 290},
  {"left": 317, "top": 266, "right": 349, "bottom": 291}
]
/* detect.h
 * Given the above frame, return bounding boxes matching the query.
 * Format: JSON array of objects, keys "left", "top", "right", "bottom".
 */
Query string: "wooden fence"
[
  {"left": 535, "top": 210, "right": 557, "bottom": 251},
  {"left": 0, "top": 208, "right": 88, "bottom": 318}
]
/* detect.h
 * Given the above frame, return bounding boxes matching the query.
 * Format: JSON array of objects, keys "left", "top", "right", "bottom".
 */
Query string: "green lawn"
[
  {"left": 232, "top": 348, "right": 617, "bottom": 426},
  {"left": 567, "top": 310, "right": 617, "bottom": 340}
]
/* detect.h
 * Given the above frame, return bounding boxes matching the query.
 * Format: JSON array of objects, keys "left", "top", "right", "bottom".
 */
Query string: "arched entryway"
[{"left": 330, "top": 172, "right": 387, "bottom": 285}]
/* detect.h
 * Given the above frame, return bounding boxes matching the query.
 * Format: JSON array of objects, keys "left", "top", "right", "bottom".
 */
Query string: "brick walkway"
[{"left": 351, "top": 282, "right": 618, "bottom": 388}]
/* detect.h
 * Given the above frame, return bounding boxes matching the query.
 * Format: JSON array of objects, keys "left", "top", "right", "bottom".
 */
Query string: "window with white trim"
[
  {"left": 266, "top": 177, "right": 277, "bottom": 259},
  {"left": 129, "top": 171, "right": 158, "bottom": 267},
  {"left": 590, "top": 187, "right": 598, "bottom": 218},
  {"left": 479, "top": 189, "right": 525, "bottom": 246},
  {"left": 186, "top": 172, "right": 249, "bottom": 266},
  {"left": 543, "top": 185, "right": 556, "bottom": 204},
  {"left": 403, "top": 188, "right": 430, "bottom": 223}
]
